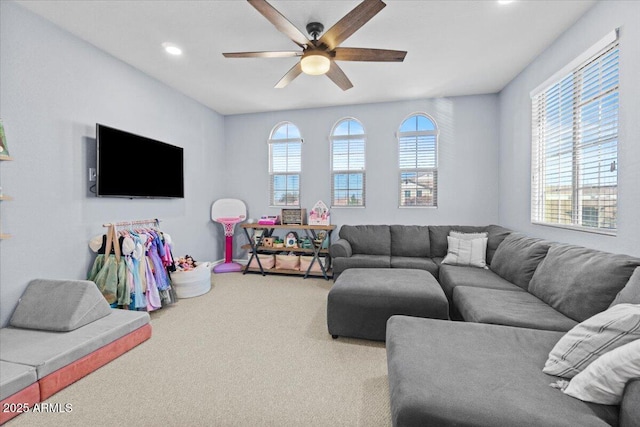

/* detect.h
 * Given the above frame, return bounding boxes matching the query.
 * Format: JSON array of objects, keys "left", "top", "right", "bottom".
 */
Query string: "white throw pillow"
[
  {"left": 442, "top": 235, "right": 488, "bottom": 268},
  {"left": 563, "top": 339, "right": 640, "bottom": 405},
  {"left": 449, "top": 231, "right": 488, "bottom": 240},
  {"left": 543, "top": 303, "right": 640, "bottom": 378}
]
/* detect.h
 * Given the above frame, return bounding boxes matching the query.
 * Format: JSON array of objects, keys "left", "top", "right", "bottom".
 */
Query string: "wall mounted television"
[{"left": 96, "top": 124, "right": 184, "bottom": 198}]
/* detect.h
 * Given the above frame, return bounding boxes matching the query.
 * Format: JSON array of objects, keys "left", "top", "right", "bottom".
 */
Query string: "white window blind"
[
  {"left": 269, "top": 122, "right": 302, "bottom": 207},
  {"left": 398, "top": 113, "right": 438, "bottom": 207},
  {"left": 531, "top": 33, "right": 619, "bottom": 234},
  {"left": 330, "top": 118, "right": 366, "bottom": 207}
]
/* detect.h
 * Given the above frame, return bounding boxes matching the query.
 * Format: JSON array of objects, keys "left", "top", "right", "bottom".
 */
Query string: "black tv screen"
[{"left": 96, "top": 124, "right": 184, "bottom": 198}]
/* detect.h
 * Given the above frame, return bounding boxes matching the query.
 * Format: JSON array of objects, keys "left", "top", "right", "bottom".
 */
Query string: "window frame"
[
  {"left": 268, "top": 121, "right": 302, "bottom": 208},
  {"left": 329, "top": 117, "right": 366, "bottom": 208},
  {"left": 397, "top": 112, "right": 439, "bottom": 208},
  {"left": 530, "top": 30, "right": 619, "bottom": 235}
]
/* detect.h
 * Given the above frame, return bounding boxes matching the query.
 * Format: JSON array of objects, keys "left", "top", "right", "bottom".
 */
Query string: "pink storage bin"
[
  {"left": 299, "top": 255, "right": 328, "bottom": 273},
  {"left": 275, "top": 254, "right": 300, "bottom": 270},
  {"left": 249, "top": 254, "right": 275, "bottom": 270}
]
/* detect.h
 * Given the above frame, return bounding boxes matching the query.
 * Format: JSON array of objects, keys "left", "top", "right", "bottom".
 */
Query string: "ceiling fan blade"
[
  {"left": 275, "top": 62, "right": 303, "bottom": 89},
  {"left": 326, "top": 61, "right": 353, "bottom": 91},
  {"left": 333, "top": 47, "right": 406, "bottom": 62},
  {"left": 223, "top": 51, "right": 301, "bottom": 58},
  {"left": 247, "top": 0, "right": 310, "bottom": 48},
  {"left": 318, "top": 0, "right": 386, "bottom": 51}
]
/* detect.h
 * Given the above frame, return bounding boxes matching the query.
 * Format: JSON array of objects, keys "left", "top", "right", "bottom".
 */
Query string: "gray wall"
[
  {"left": 498, "top": 0, "right": 640, "bottom": 257},
  {"left": 0, "top": 2, "right": 226, "bottom": 326},
  {"left": 224, "top": 95, "right": 501, "bottom": 248}
]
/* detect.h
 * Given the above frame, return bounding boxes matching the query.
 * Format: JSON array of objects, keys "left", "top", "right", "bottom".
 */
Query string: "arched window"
[
  {"left": 398, "top": 113, "right": 438, "bottom": 207},
  {"left": 330, "top": 118, "right": 365, "bottom": 207},
  {"left": 269, "top": 122, "right": 302, "bottom": 207}
]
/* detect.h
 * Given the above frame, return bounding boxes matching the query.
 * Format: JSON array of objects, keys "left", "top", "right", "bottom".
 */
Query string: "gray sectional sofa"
[
  {"left": 0, "top": 279, "right": 151, "bottom": 425},
  {"left": 329, "top": 224, "right": 640, "bottom": 427}
]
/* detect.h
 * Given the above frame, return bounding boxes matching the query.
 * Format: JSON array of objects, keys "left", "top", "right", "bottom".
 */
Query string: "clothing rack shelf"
[{"left": 103, "top": 218, "right": 161, "bottom": 228}]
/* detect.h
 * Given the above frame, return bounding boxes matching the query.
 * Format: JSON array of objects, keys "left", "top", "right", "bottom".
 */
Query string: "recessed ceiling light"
[
  {"left": 498, "top": 0, "right": 515, "bottom": 4},
  {"left": 162, "top": 42, "right": 182, "bottom": 56}
]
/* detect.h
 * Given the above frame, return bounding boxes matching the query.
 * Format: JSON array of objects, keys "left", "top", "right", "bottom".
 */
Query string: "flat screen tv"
[{"left": 96, "top": 124, "right": 184, "bottom": 198}]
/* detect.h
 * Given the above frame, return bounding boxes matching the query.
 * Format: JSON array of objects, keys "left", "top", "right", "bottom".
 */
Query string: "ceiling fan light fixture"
[{"left": 301, "top": 51, "right": 331, "bottom": 75}]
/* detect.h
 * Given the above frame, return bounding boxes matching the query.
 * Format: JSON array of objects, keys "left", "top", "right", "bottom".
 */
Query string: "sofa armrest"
[
  {"left": 329, "top": 239, "right": 353, "bottom": 258},
  {"left": 620, "top": 378, "right": 640, "bottom": 427}
]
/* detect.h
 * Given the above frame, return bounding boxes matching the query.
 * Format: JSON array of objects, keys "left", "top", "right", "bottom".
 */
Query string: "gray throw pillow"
[
  {"left": 489, "top": 233, "right": 551, "bottom": 290},
  {"left": 10, "top": 279, "right": 112, "bottom": 332},
  {"left": 529, "top": 245, "right": 640, "bottom": 322},
  {"left": 610, "top": 267, "right": 640, "bottom": 307}
]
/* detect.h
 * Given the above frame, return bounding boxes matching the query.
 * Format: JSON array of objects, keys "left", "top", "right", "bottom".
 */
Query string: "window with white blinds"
[
  {"left": 398, "top": 113, "right": 438, "bottom": 207},
  {"left": 269, "top": 122, "right": 302, "bottom": 207},
  {"left": 330, "top": 118, "right": 365, "bottom": 207},
  {"left": 531, "top": 33, "right": 619, "bottom": 234}
]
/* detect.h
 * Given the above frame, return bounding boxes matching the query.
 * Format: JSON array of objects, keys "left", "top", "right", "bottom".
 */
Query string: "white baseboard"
[{"left": 210, "top": 258, "right": 248, "bottom": 266}]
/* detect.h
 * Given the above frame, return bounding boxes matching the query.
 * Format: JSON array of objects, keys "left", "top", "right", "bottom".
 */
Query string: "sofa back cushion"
[
  {"left": 610, "top": 267, "right": 640, "bottom": 307},
  {"left": 428, "top": 225, "right": 486, "bottom": 258},
  {"left": 390, "top": 225, "right": 430, "bottom": 257},
  {"left": 339, "top": 225, "right": 391, "bottom": 256},
  {"left": 490, "top": 233, "right": 551, "bottom": 290},
  {"left": 528, "top": 244, "right": 640, "bottom": 322},
  {"left": 484, "top": 224, "right": 512, "bottom": 264},
  {"left": 10, "top": 279, "right": 112, "bottom": 332}
]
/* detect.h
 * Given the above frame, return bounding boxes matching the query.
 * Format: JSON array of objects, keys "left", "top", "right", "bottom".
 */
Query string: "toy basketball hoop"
[{"left": 211, "top": 199, "right": 247, "bottom": 273}]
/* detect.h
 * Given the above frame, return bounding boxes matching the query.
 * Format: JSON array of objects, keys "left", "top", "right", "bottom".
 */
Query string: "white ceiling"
[{"left": 17, "top": 0, "right": 596, "bottom": 115}]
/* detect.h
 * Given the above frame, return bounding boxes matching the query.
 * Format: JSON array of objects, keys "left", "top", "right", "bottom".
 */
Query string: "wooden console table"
[{"left": 240, "top": 224, "right": 335, "bottom": 279}]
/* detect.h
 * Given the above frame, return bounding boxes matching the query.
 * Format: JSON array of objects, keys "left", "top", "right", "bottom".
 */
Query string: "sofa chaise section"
[{"left": 386, "top": 316, "right": 622, "bottom": 427}]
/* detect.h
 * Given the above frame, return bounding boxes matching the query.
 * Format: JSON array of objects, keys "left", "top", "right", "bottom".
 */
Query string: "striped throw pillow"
[
  {"left": 563, "top": 339, "right": 640, "bottom": 404},
  {"left": 543, "top": 303, "right": 640, "bottom": 378}
]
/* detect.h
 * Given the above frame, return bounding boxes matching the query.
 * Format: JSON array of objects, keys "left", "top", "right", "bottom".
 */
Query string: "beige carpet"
[{"left": 8, "top": 273, "right": 391, "bottom": 426}]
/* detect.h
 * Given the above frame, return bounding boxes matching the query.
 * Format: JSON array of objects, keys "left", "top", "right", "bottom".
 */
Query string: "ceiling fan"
[{"left": 223, "top": 0, "right": 407, "bottom": 91}]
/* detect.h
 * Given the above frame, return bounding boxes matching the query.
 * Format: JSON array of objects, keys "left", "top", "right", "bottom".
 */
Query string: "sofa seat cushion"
[
  {"left": 338, "top": 225, "right": 391, "bottom": 256},
  {"left": 10, "top": 279, "right": 112, "bottom": 332},
  {"left": 438, "top": 264, "right": 523, "bottom": 302},
  {"left": 386, "top": 316, "right": 619, "bottom": 427},
  {"left": 332, "top": 254, "right": 390, "bottom": 277},
  {"left": 390, "top": 256, "right": 438, "bottom": 277},
  {"left": 0, "top": 361, "right": 37, "bottom": 401},
  {"left": 390, "top": 225, "right": 430, "bottom": 257},
  {"left": 529, "top": 244, "right": 640, "bottom": 322},
  {"left": 454, "top": 287, "right": 578, "bottom": 332},
  {"left": 0, "top": 309, "right": 149, "bottom": 378}
]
